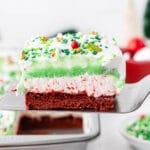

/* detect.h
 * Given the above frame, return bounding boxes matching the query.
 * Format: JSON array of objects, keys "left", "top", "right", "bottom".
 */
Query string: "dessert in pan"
[
  {"left": 0, "top": 111, "right": 83, "bottom": 135},
  {"left": 17, "top": 31, "right": 125, "bottom": 111}
]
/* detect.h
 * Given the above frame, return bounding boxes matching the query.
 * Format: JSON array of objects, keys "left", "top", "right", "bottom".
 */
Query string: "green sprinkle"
[
  {"left": 24, "top": 56, "right": 29, "bottom": 61},
  {"left": 112, "top": 53, "right": 117, "bottom": 58},
  {"left": 22, "top": 49, "right": 29, "bottom": 54},
  {"left": 92, "top": 51, "right": 97, "bottom": 55},
  {"left": 80, "top": 50, "right": 85, "bottom": 54},
  {"left": 90, "top": 41, "right": 95, "bottom": 44},
  {"left": 61, "top": 39, "right": 68, "bottom": 44},
  {"left": 95, "top": 35, "right": 101, "bottom": 40},
  {"left": 61, "top": 49, "right": 70, "bottom": 55},
  {"left": 86, "top": 43, "right": 102, "bottom": 53},
  {"left": 32, "top": 56, "right": 36, "bottom": 58},
  {"left": 32, "top": 48, "right": 39, "bottom": 51},
  {"left": 78, "top": 34, "right": 83, "bottom": 38},
  {"left": 112, "top": 38, "right": 117, "bottom": 45},
  {"left": 72, "top": 50, "right": 77, "bottom": 55},
  {"left": 73, "top": 36, "right": 80, "bottom": 40}
]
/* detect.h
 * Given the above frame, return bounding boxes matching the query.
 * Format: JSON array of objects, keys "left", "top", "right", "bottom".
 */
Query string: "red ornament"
[
  {"left": 71, "top": 41, "right": 79, "bottom": 49},
  {"left": 140, "top": 114, "right": 145, "bottom": 119},
  {"left": 127, "top": 37, "right": 145, "bottom": 55}
]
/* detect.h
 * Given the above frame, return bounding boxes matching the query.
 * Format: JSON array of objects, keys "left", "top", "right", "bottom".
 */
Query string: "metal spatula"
[
  {"left": 116, "top": 75, "right": 150, "bottom": 113},
  {"left": 0, "top": 75, "right": 149, "bottom": 113}
]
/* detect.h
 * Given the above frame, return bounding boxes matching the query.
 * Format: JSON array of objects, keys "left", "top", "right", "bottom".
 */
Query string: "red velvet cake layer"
[
  {"left": 16, "top": 115, "right": 83, "bottom": 135},
  {"left": 25, "top": 92, "right": 115, "bottom": 112}
]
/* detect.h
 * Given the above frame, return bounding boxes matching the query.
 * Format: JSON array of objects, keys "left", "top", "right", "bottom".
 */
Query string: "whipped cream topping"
[
  {"left": 24, "top": 74, "right": 117, "bottom": 97},
  {"left": 21, "top": 32, "right": 122, "bottom": 61}
]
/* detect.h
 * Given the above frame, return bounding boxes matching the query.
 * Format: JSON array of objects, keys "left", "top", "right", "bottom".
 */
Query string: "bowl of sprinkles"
[{"left": 120, "top": 114, "right": 150, "bottom": 150}]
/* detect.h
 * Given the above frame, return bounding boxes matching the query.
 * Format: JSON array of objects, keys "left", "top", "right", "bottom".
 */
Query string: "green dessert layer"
[
  {"left": 23, "top": 55, "right": 121, "bottom": 78},
  {"left": 25, "top": 65, "right": 117, "bottom": 78}
]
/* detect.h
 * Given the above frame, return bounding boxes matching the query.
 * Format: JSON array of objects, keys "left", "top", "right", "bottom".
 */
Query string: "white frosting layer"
[{"left": 25, "top": 75, "right": 117, "bottom": 97}]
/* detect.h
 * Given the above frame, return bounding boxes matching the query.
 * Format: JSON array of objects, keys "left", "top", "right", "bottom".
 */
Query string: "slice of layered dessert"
[
  {"left": 0, "top": 111, "right": 83, "bottom": 135},
  {"left": 17, "top": 31, "right": 125, "bottom": 111}
]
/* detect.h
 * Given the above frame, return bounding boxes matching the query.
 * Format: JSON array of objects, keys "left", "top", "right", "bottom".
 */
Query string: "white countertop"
[{"left": 87, "top": 95, "right": 150, "bottom": 150}]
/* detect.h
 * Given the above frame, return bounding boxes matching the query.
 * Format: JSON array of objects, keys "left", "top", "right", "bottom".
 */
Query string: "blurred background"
[{"left": 0, "top": 0, "right": 147, "bottom": 46}]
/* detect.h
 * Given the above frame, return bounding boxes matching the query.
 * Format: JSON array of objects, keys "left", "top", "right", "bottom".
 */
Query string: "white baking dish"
[
  {"left": 120, "top": 114, "right": 150, "bottom": 150},
  {"left": 0, "top": 113, "right": 100, "bottom": 150}
]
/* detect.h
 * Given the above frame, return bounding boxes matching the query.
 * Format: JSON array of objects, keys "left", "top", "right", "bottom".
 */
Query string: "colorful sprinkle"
[
  {"left": 140, "top": 114, "right": 145, "bottom": 119},
  {"left": 11, "top": 88, "right": 17, "bottom": 92},
  {"left": 41, "top": 36, "right": 48, "bottom": 42},
  {"left": 61, "top": 49, "right": 70, "bottom": 55},
  {"left": 61, "top": 39, "right": 68, "bottom": 44},
  {"left": 51, "top": 51, "right": 56, "bottom": 57},
  {"left": 86, "top": 43, "right": 102, "bottom": 52},
  {"left": 91, "top": 31, "right": 98, "bottom": 35},
  {"left": 21, "top": 53, "right": 25, "bottom": 60},
  {"left": 75, "top": 48, "right": 81, "bottom": 53},
  {"left": 71, "top": 41, "right": 79, "bottom": 49},
  {"left": 57, "top": 37, "right": 64, "bottom": 42},
  {"left": 92, "top": 51, "right": 98, "bottom": 55},
  {"left": 112, "top": 38, "right": 117, "bottom": 45}
]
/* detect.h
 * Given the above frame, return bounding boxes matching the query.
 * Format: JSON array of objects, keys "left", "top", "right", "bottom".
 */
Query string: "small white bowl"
[{"left": 120, "top": 115, "right": 150, "bottom": 150}]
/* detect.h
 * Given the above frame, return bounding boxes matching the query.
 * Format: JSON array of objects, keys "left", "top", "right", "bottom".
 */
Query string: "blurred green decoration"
[{"left": 144, "top": 0, "right": 150, "bottom": 39}]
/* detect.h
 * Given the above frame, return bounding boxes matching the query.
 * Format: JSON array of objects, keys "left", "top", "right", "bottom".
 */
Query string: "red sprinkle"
[
  {"left": 71, "top": 41, "right": 79, "bottom": 49},
  {"left": 11, "top": 88, "right": 17, "bottom": 92},
  {"left": 140, "top": 114, "right": 145, "bottom": 119}
]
